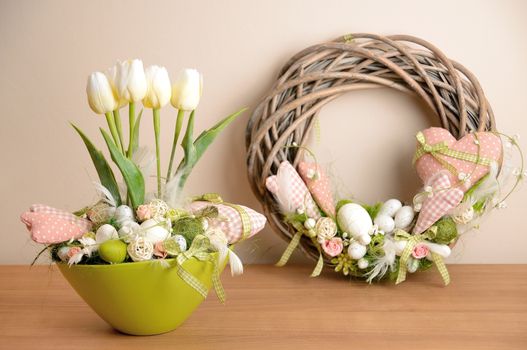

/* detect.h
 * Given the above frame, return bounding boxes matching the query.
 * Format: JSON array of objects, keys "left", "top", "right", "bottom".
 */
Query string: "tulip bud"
[
  {"left": 143, "top": 65, "right": 171, "bottom": 109},
  {"left": 170, "top": 68, "right": 203, "bottom": 111},
  {"left": 86, "top": 72, "right": 117, "bottom": 114},
  {"left": 107, "top": 59, "right": 147, "bottom": 106}
]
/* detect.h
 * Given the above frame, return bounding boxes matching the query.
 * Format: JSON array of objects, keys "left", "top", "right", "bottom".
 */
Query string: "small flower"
[
  {"left": 331, "top": 253, "right": 354, "bottom": 276},
  {"left": 411, "top": 243, "right": 430, "bottom": 259},
  {"left": 368, "top": 224, "right": 384, "bottom": 236},
  {"left": 315, "top": 217, "right": 337, "bottom": 242},
  {"left": 67, "top": 246, "right": 84, "bottom": 265},
  {"left": 153, "top": 241, "right": 168, "bottom": 259},
  {"left": 127, "top": 237, "right": 154, "bottom": 261},
  {"left": 452, "top": 205, "right": 475, "bottom": 224},
  {"left": 296, "top": 207, "right": 305, "bottom": 215},
  {"left": 321, "top": 237, "right": 344, "bottom": 257},
  {"left": 496, "top": 201, "right": 508, "bottom": 209},
  {"left": 136, "top": 204, "right": 152, "bottom": 222}
]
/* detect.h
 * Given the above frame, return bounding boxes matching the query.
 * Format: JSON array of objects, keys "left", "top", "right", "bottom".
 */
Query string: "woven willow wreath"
[{"left": 246, "top": 33, "right": 523, "bottom": 284}]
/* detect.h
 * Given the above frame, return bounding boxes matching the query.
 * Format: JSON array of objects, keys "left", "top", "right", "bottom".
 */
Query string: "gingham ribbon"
[
  {"left": 394, "top": 228, "right": 450, "bottom": 286},
  {"left": 276, "top": 221, "right": 324, "bottom": 277},
  {"left": 413, "top": 132, "right": 492, "bottom": 177},
  {"left": 193, "top": 193, "right": 252, "bottom": 240},
  {"left": 176, "top": 234, "right": 226, "bottom": 303}
]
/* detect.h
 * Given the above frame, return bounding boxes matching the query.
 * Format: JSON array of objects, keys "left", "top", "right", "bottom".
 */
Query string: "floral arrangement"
[
  {"left": 266, "top": 128, "right": 524, "bottom": 284},
  {"left": 20, "top": 60, "right": 266, "bottom": 301}
]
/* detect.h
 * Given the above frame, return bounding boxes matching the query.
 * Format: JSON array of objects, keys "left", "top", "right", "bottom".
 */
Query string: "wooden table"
[{"left": 1, "top": 265, "right": 526, "bottom": 349}]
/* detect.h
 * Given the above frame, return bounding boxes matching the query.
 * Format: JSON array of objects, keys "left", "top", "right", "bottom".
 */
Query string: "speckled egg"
[
  {"left": 378, "top": 199, "right": 402, "bottom": 217},
  {"left": 394, "top": 206, "right": 415, "bottom": 229},
  {"left": 337, "top": 203, "right": 373, "bottom": 238}
]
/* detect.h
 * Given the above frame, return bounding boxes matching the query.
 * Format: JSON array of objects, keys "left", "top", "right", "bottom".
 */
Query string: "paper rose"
[
  {"left": 412, "top": 243, "right": 430, "bottom": 259},
  {"left": 322, "top": 237, "right": 343, "bottom": 257}
]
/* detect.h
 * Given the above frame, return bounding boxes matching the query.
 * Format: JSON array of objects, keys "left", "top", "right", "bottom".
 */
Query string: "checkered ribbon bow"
[
  {"left": 394, "top": 228, "right": 450, "bottom": 286},
  {"left": 176, "top": 234, "right": 226, "bottom": 303},
  {"left": 413, "top": 131, "right": 493, "bottom": 177}
]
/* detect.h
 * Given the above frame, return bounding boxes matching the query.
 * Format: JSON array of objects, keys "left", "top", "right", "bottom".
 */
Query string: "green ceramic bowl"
[{"left": 57, "top": 257, "right": 217, "bottom": 335}]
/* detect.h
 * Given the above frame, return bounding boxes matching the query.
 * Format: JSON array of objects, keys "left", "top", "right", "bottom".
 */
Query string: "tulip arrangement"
[{"left": 83, "top": 59, "right": 242, "bottom": 207}]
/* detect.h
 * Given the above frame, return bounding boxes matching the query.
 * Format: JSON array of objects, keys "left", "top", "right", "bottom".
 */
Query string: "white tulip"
[
  {"left": 107, "top": 59, "right": 147, "bottom": 106},
  {"left": 170, "top": 68, "right": 203, "bottom": 110},
  {"left": 143, "top": 65, "right": 171, "bottom": 109},
  {"left": 86, "top": 72, "right": 117, "bottom": 114}
]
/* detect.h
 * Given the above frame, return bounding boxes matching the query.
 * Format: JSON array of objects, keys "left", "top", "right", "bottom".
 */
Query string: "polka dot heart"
[
  {"left": 415, "top": 127, "right": 503, "bottom": 190},
  {"left": 298, "top": 161, "right": 336, "bottom": 217},
  {"left": 20, "top": 205, "right": 92, "bottom": 244}
]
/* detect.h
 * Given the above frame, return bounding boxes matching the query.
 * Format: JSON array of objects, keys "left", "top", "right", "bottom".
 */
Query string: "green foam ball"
[
  {"left": 434, "top": 217, "right": 458, "bottom": 245},
  {"left": 99, "top": 239, "right": 128, "bottom": 264}
]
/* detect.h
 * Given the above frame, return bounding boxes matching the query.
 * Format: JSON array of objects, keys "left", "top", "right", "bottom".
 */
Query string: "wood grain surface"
[{"left": 1, "top": 264, "right": 526, "bottom": 349}]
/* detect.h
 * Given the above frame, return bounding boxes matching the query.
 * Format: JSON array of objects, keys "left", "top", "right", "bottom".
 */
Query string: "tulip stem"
[
  {"left": 105, "top": 112, "right": 123, "bottom": 152},
  {"left": 127, "top": 102, "right": 135, "bottom": 158},
  {"left": 113, "top": 110, "right": 126, "bottom": 154},
  {"left": 166, "top": 109, "right": 186, "bottom": 182},
  {"left": 153, "top": 109, "right": 162, "bottom": 198}
]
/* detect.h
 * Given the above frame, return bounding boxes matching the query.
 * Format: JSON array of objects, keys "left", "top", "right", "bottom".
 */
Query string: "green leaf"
[
  {"left": 130, "top": 108, "right": 143, "bottom": 155},
  {"left": 193, "top": 108, "right": 246, "bottom": 162},
  {"left": 100, "top": 128, "right": 145, "bottom": 208},
  {"left": 71, "top": 123, "right": 122, "bottom": 206}
]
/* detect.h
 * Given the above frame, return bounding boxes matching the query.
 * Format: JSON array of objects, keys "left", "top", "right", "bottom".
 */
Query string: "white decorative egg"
[
  {"left": 347, "top": 242, "right": 367, "bottom": 259},
  {"left": 379, "top": 199, "right": 402, "bottom": 217},
  {"left": 115, "top": 205, "right": 135, "bottom": 225},
  {"left": 394, "top": 206, "right": 415, "bottom": 229},
  {"left": 407, "top": 258, "right": 419, "bottom": 273},
  {"left": 374, "top": 214, "right": 395, "bottom": 234},
  {"left": 96, "top": 224, "right": 118, "bottom": 243},
  {"left": 357, "top": 258, "right": 369, "bottom": 269},
  {"left": 358, "top": 234, "right": 371, "bottom": 245},
  {"left": 337, "top": 203, "right": 373, "bottom": 238},
  {"left": 141, "top": 219, "right": 170, "bottom": 243}
]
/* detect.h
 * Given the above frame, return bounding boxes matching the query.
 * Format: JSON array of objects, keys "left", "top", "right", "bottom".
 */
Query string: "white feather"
[
  {"left": 132, "top": 146, "right": 156, "bottom": 182},
  {"left": 228, "top": 250, "right": 244, "bottom": 276},
  {"left": 365, "top": 238, "right": 397, "bottom": 283},
  {"left": 163, "top": 165, "right": 189, "bottom": 208},
  {"left": 93, "top": 181, "right": 117, "bottom": 207},
  {"left": 470, "top": 161, "right": 500, "bottom": 203}
]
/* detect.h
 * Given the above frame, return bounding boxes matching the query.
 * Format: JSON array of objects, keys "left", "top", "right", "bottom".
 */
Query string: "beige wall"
[{"left": 1, "top": 0, "right": 526, "bottom": 264}]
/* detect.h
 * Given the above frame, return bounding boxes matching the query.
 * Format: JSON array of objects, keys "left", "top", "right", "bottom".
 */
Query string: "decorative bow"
[
  {"left": 175, "top": 234, "right": 226, "bottom": 303},
  {"left": 413, "top": 131, "right": 492, "bottom": 178},
  {"left": 394, "top": 228, "right": 450, "bottom": 286}
]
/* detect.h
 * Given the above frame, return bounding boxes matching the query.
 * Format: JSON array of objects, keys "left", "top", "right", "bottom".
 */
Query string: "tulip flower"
[
  {"left": 143, "top": 65, "right": 171, "bottom": 197},
  {"left": 143, "top": 65, "right": 171, "bottom": 109},
  {"left": 86, "top": 72, "right": 122, "bottom": 151},
  {"left": 166, "top": 69, "right": 203, "bottom": 181},
  {"left": 106, "top": 59, "right": 148, "bottom": 157},
  {"left": 170, "top": 69, "right": 202, "bottom": 111},
  {"left": 86, "top": 72, "right": 117, "bottom": 114}
]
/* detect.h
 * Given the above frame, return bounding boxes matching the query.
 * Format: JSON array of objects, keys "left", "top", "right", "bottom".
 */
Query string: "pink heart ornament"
[
  {"left": 413, "top": 172, "right": 464, "bottom": 234},
  {"left": 414, "top": 127, "right": 502, "bottom": 191}
]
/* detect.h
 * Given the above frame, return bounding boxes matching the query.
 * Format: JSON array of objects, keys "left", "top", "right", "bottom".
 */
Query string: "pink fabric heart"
[
  {"left": 266, "top": 161, "right": 320, "bottom": 219},
  {"left": 20, "top": 204, "right": 92, "bottom": 244},
  {"left": 413, "top": 172, "right": 464, "bottom": 234},
  {"left": 414, "top": 127, "right": 502, "bottom": 191},
  {"left": 298, "top": 161, "right": 336, "bottom": 217},
  {"left": 190, "top": 201, "right": 267, "bottom": 244}
]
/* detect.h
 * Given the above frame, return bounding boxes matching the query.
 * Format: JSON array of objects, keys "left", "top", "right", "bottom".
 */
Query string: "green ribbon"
[
  {"left": 194, "top": 193, "right": 252, "bottom": 241},
  {"left": 176, "top": 234, "right": 226, "bottom": 303},
  {"left": 394, "top": 228, "right": 450, "bottom": 286},
  {"left": 413, "top": 131, "right": 492, "bottom": 178},
  {"left": 276, "top": 224, "right": 324, "bottom": 277}
]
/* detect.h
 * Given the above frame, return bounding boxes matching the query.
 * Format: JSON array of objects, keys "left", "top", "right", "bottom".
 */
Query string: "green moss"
[
  {"left": 335, "top": 199, "right": 353, "bottom": 214},
  {"left": 173, "top": 217, "right": 204, "bottom": 246},
  {"left": 362, "top": 202, "right": 383, "bottom": 220},
  {"left": 418, "top": 258, "right": 433, "bottom": 271},
  {"left": 433, "top": 217, "right": 458, "bottom": 244}
]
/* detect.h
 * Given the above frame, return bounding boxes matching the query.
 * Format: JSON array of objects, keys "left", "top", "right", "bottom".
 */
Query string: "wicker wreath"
[{"left": 246, "top": 33, "right": 523, "bottom": 283}]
